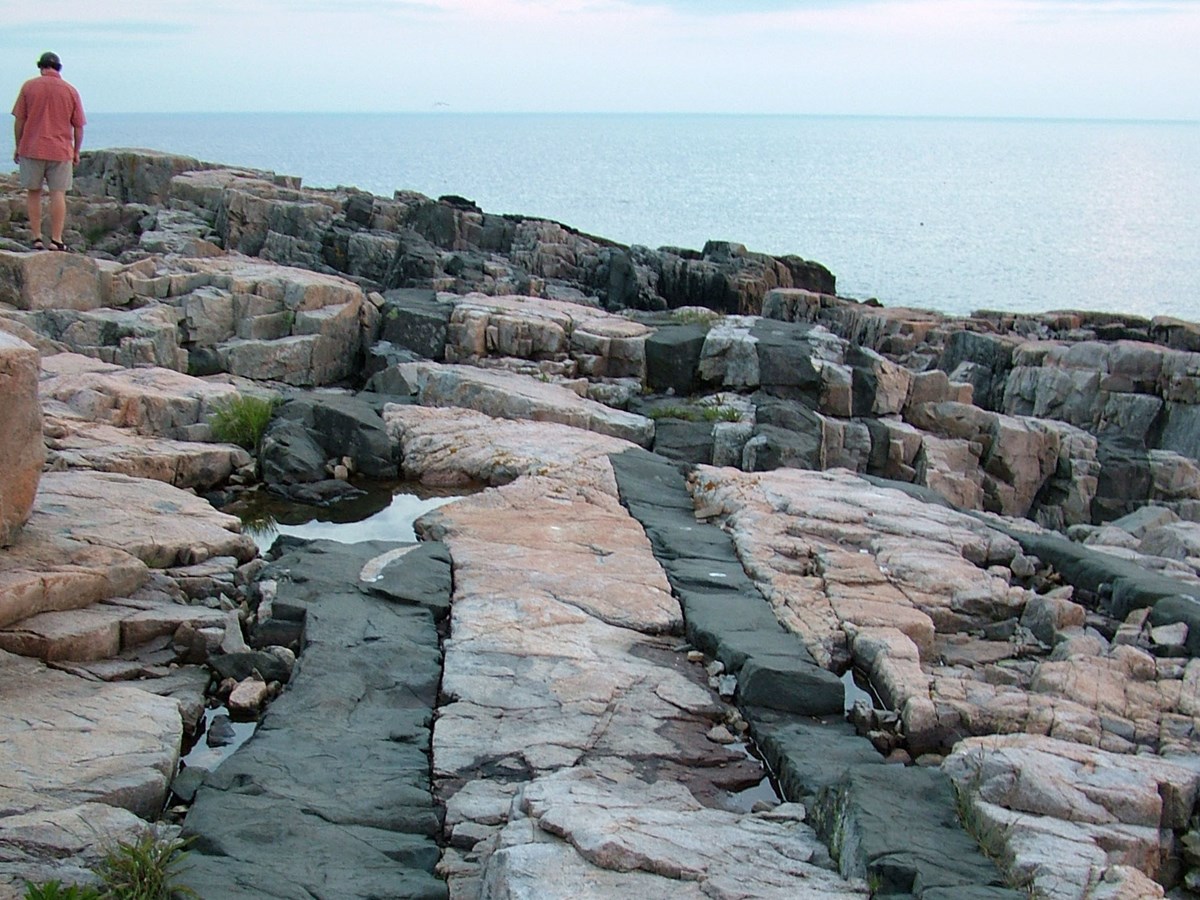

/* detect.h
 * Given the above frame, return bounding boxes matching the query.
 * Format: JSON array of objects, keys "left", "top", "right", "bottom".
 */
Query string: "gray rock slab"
[
  {"left": 631, "top": 505, "right": 746, "bottom": 562},
  {"left": 751, "top": 318, "right": 826, "bottom": 402},
  {"left": 815, "top": 765, "right": 1024, "bottom": 897},
  {"left": 648, "top": 417, "right": 715, "bottom": 466},
  {"left": 612, "top": 449, "right": 1018, "bottom": 896},
  {"left": 183, "top": 793, "right": 445, "bottom": 900},
  {"left": 662, "top": 555, "right": 762, "bottom": 595},
  {"left": 738, "top": 655, "right": 845, "bottom": 717},
  {"left": 713, "top": 627, "right": 819, "bottom": 671},
  {"left": 1009, "top": 527, "right": 1200, "bottom": 620},
  {"left": 644, "top": 321, "right": 708, "bottom": 395},
  {"left": 609, "top": 449, "right": 805, "bottom": 670},
  {"left": 379, "top": 288, "right": 451, "bottom": 361},
  {"left": 608, "top": 446, "right": 695, "bottom": 502},
  {"left": 749, "top": 710, "right": 882, "bottom": 804},
  {"left": 181, "top": 538, "right": 446, "bottom": 898},
  {"left": 363, "top": 540, "right": 453, "bottom": 621},
  {"left": 680, "top": 590, "right": 791, "bottom": 658}
]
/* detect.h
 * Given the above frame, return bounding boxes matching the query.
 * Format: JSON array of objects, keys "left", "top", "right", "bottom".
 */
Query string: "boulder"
[
  {"left": 751, "top": 317, "right": 830, "bottom": 404},
  {"left": 847, "top": 344, "right": 911, "bottom": 417},
  {"left": 38, "top": 352, "right": 240, "bottom": 439},
  {"left": 698, "top": 315, "right": 760, "bottom": 388},
  {"left": 442, "top": 292, "right": 650, "bottom": 380},
  {"left": 0, "top": 524, "right": 148, "bottom": 632},
  {"left": 260, "top": 393, "right": 396, "bottom": 489},
  {"left": 42, "top": 414, "right": 251, "bottom": 491},
  {"left": 74, "top": 148, "right": 211, "bottom": 205},
  {"left": 0, "top": 250, "right": 105, "bottom": 311},
  {"left": 3, "top": 304, "right": 188, "bottom": 370},
  {"left": 394, "top": 361, "right": 654, "bottom": 447},
  {"left": 944, "top": 734, "right": 1200, "bottom": 894},
  {"left": 379, "top": 288, "right": 451, "bottom": 360},
  {"left": 906, "top": 401, "right": 1060, "bottom": 516},
  {"left": 938, "top": 330, "right": 1017, "bottom": 410},
  {"left": 0, "top": 334, "right": 43, "bottom": 547},
  {"left": 0, "top": 650, "right": 181, "bottom": 820},
  {"left": 644, "top": 320, "right": 708, "bottom": 395},
  {"left": 653, "top": 240, "right": 834, "bottom": 315},
  {"left": 31, "top": 470, "right": 257, "bottom": 568},
  {"left": 384, "top": 404, "right": 636, "bottom": 487}
]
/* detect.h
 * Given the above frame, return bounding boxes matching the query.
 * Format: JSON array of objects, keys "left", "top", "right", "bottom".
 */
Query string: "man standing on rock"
[{"left": 11, "top": 51, "right": 85, "bottom": 251}]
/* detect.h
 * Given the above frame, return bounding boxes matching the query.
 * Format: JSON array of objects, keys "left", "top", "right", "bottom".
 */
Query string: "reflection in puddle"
[
  {"left": 180, "top": 705, "right": 257, "bottom": 771},
  {"left": 842, "top": 668, "right": 879, "bottom": 712},
  {"left": 181, "top": 480, "right": 474, "bottom": 782},
  {"left": 727, "top": 741, "right": 783, "bottom": 812},
  {"left": 229, "top": 481, "right": 470, "bottom": 553}
]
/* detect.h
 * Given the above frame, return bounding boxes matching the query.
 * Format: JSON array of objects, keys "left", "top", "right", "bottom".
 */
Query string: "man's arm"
[
  {"left": 13, "top": 114, "right": 23, "bottom": 164},
  {"left": 72, "top": 125, "right": 83, "bottom": 165}
]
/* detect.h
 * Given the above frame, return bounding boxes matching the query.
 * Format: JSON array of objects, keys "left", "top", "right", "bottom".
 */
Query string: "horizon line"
[{"left": 84, "top": 110, "right": 1200, "bottom": 126}]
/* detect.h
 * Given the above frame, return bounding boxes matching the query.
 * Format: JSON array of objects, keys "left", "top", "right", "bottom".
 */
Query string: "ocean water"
[{"left": 7, "top": 113, "right": 1199, "bottom": 321}]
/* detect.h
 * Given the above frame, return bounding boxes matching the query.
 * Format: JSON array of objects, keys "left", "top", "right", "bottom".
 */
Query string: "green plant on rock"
[
  {"left": 23, "top": 881, "right": 103, "bottom": 900},
  {"left": 704, "top": 405, "right": 742, "bottom": 423},
  {"left": 93, "top": 833, "right": 198, "bottom": 900},
  {"left": 207, "top": 393, "right": 278, "bottom": 452},
  {"left": 951, "top": 773, "right": 1029, "bottom": 894},
  {"left": 647, "top": 404, "right": 741, "bottom": 423}
]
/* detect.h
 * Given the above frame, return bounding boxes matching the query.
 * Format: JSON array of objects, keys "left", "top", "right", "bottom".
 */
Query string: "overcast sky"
[{"left": 3, "top": 0, "right": 1198, "bottom": 119}]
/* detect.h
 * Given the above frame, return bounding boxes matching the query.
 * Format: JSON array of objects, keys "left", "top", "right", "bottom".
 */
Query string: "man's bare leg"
[
  {"left": 25, "top": 189, "right": 43, "bottom": 242},
  {"left": 48, "top": 190, "right": 66, "bottom": 244}
]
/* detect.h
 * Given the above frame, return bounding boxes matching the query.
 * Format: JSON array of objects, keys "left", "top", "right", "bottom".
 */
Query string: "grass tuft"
[
  {"left": 23, "top": 882, "right": 103, "bottom": 900},
  {"left": 208, "top": 393, "right": 278, "bottom": 452},
  {"left": 23, "top": 833, "right": 198, "bottom": 900},
  {"left": 93, "top": 834, "right": 199, "bottom": 900},
  {"left": 647, "top": 404, "right": 742, "bottom": 423}
]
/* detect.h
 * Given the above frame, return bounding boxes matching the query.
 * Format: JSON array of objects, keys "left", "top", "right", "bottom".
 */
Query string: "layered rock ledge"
[{"left": 2, "top": 149, "right": 1200, "bottom": 898}]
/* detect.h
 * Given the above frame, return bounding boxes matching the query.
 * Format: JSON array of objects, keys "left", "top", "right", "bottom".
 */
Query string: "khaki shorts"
[{"left": 18, "top": 157, "right": 73, "bottom": 192}]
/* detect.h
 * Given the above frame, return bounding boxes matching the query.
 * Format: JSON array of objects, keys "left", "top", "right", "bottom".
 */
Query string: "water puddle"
[
  {"left": 842, "top": 667, "right": 881, "bottom": 712},
  {"left": 727, "top": 740, "right": 783, "bottom": 812},
  {"left": 228, "top": 480, "right": 470, "bottom": 553},
  {"left": 180, "top": 704, "right": 256, "bottom": 771},
  {"left": 177, "top": 481, "right": 472, "bottom": 783}
]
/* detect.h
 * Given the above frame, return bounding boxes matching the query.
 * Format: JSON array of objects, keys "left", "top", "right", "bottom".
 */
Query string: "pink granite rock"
[{"left": 0, "top": 333, "right": 42, "bottom": 547}]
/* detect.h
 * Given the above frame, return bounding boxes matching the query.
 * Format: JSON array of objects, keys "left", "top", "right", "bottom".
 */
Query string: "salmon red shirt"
[{"left": 12, "top": 71, "right": 86, "bottom": 162}]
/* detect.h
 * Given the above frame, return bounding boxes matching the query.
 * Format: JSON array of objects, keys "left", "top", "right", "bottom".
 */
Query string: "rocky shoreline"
[{"left": 2, "top": 148, "right": 1200, "bottom": 898}]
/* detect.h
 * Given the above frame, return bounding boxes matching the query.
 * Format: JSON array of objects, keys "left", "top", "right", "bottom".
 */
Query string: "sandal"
[
  {"left": 31, "top": 238, "right": 45, "bottom": 251},
  {"left": 48, "top": 239, "right": 68, "bottom": 252}
]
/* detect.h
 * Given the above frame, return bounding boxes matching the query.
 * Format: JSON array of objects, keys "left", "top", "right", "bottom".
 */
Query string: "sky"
[{"left": 2, "top": 0, "right": 1198, "bottom": 120}]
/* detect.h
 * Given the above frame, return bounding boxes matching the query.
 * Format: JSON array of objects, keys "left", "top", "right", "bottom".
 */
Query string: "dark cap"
[{"left": 37, "top": 52, "right": 61, "bottom": 71}]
